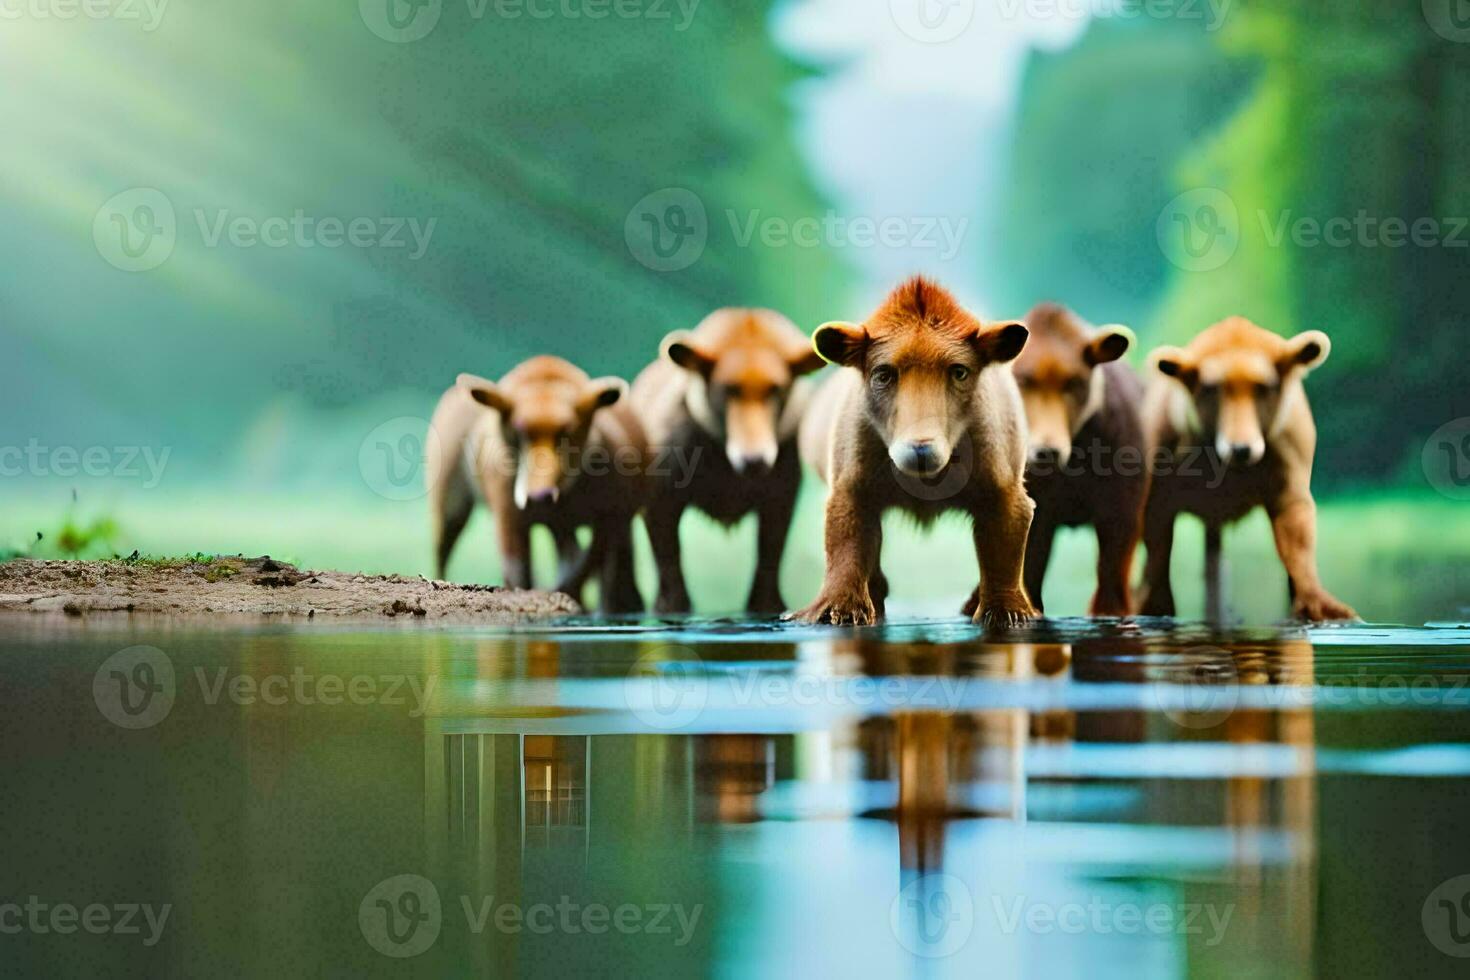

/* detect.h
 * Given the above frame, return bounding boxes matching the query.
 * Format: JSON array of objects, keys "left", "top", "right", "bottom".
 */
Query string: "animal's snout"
[
  {"left": 732, "top": 453, "right": 772, "bottom": 476},
  {"left": 1215, "top": 434, "right": 1265, "bottom": 467},
  {"left": 1029, "top": 446, "right": 1063, "bottom": 467},
  {"left": 891, "top": 438, "right": 947, "bottom": 477}
]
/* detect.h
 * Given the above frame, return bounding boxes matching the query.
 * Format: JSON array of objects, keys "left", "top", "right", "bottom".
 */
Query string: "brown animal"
[
  {"left": 1138, "top": 317, "right": 1357, "bottom": 622},
  {"left": 631, "top": 308, "right": 825, "bottom": 614},
  {"left": 990, "top": 302, "right": 1146, "bottom": 616},
  {"left": 426, "top": 356, "right": 648, "bottom": 613},
  {"left": 789, "top": 277, "right": 1035, "bottom": 629}
]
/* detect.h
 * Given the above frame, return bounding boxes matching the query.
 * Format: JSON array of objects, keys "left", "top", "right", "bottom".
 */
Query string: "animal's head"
[
  {"left": 1011, "top": 303, "right": 1133, "bottom": 465},
  {"left": 457, "top": 356, "right": 626, "bottom": 508},
  {"left": 1152, "top": 317, "right": 1331, "bottom": 466},
  {"left": 661, "top": 309, "right": 825, "bottom": 474},
  {"left": 811, "top": 277, "right": 1028, "bottom": 478}
]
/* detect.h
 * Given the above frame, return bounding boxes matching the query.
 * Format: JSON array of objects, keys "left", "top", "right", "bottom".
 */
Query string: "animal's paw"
[
  {"left": 1293, "top": 590, "right": 1359, "bottom": 623},
  {"left": 973, "top": 590, "right": 1035, "bottom": 631},
  {"left": 746, "top": 585, "right": 787, "bottom": 616},
  {"left": 653, "top": 589, "right": 692, "bottom": 616},
  {"left": 784, "top": 588, "right": 877, "bottom": 627},
  {"left": 960, "top": 585, "right": 980, "bottom": 618},
  {"left": 1089, "top": 593, "right": 1131, "bottom": 618},
  {"left": 1136, "top": 587, "right": 1175, "bottom": 619}
]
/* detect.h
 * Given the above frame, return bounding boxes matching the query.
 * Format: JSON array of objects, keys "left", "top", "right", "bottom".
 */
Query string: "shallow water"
[{"left": 4, "top": 615, "right": 1470, "bottom": 977}]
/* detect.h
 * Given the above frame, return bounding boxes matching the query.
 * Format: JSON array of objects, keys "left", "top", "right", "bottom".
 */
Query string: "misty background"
[{"left": 3, "top": 0, "right": 1467, "bottom": 621}]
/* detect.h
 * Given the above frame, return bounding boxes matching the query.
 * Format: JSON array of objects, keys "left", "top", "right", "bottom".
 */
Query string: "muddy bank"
[{"left": 0, "top": 556, "right": 579, "bottom": 623}]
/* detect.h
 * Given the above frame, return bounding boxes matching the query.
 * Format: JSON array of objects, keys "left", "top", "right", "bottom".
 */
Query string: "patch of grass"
[
  {"left": 113, "top": 550, "right": 219, "bottom": 569},
  {"left": 203, "top": 563, "right": 238, "bottom": 582}
]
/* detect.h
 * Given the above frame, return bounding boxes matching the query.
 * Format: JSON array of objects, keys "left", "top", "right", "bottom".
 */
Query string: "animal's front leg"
[
  {"left": 962, "top": 509, "right": 1051, "bottom": 617},
  {"left": 971, "top": 490, "right": 1036, "bottom": 631},
  {"left": 747, "top": 481, "right": 797, "bottom": 614},
  {"left": 1136, "top": 493, "right": 1177, "bottom": 617},
  {"left": 1091, "top": 518, "right": 1137, "bottom": 617},
  {"left": 496, "top": 506, "right": 533, "bottom": 590},
  {"left": 597, "top": 518, "right": 644, "bottom": 615},
  {"left": 552, "top": 525, "right": 593, "bottom": 600},
  {"left": 645, "top": 494, "right": 691, "bottom": 614},
  {"left": 787, "top": 480, "right": 881, "bottom": 626},
  {"left": 1267, "top": 492, "right": 1358, "bottom": 622}
]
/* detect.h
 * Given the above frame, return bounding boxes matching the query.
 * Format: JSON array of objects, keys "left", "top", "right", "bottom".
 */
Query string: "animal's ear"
[
  {"left": 1281, "top": 330, "right": 1331, "bottom": 373},
  {"left": 811, "top": 321, "right": 868, "bottom": 368},
  {"left": 457, "top": 373, "right": 512, "bottom": 413},
  {"left": 1084, "top": 325, "right": 1134, "bottom": 366},
  {"left": 663, "top": 331, "right": 717, "bottom": 377},
  {"left": 971, "top": 320, "right": 1029, "bottom": 364},
  {"left": 1150, "top": 346, "right": 1198, "bottom": 389},
  {"left": 577, "top": 376, "right": 627, "bottom": 415}
]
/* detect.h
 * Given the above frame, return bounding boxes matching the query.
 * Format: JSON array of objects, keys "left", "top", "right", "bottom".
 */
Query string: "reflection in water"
[{"left": 4, "top": 620, "right": 1468, "bottom": 976}]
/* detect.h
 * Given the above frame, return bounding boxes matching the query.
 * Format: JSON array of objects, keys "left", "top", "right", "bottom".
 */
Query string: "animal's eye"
[
  {"left": 871, "top": 366, "right": 897, "bottom": 389},
  {"left": 949, "top": 364, "right": 970, "bottom": 383}
]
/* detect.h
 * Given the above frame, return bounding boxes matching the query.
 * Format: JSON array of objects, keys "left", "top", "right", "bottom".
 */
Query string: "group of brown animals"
[{"left": 427, "top": 276, "right": 1357, "bottom": 628}]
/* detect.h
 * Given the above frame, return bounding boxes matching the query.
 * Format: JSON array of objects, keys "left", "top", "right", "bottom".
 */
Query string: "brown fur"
[
  {"left": 789, "top": 277, "right": 1035, "bottom": 629},
  {"left": 1138, "top": 317, "right": 1357, "bottom": 622},
  {"left": 967, "top": 302, "right": 1146, "bottom": 617},
  {"left": 426, "top": 355, "right": 648, "bottom": 613},
  {"left": 631, "top": 308, "right": 825, "bottom": 614}
]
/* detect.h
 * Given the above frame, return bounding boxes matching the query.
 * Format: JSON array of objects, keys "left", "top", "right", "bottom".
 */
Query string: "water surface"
[{"left": 4, "top": 616, "right": 1470, "bottom": 977}]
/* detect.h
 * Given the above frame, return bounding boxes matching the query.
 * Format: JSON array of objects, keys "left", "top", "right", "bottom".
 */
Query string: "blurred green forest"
[
  {"left": 2, "top": 1, "right": 849, "bottom": 487},
  {"left": 991, "top": 0, "right": 1470, "bottom": 488}
]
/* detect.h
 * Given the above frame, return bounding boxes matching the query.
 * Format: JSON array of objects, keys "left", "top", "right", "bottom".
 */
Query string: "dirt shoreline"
[{"left": 0, "top": 557, "right": 579, "bottom": 623}]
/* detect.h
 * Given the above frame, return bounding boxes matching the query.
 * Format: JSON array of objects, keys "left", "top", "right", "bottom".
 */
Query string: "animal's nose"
[
  {"left": 1029, "top": 446, "right": 1062, "bottom": 467},
  {"left": 734, "top": 455, "right": 771, "bottom": 476},
  {"left": 908, "top": 440, "right": 939, "bottom": 472},
  {"left": 1228, "top": 444, "right": 1255, "bottom": 465},
  {"left": 527, "top": 487, "right": 559, "bottom": 504}
]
